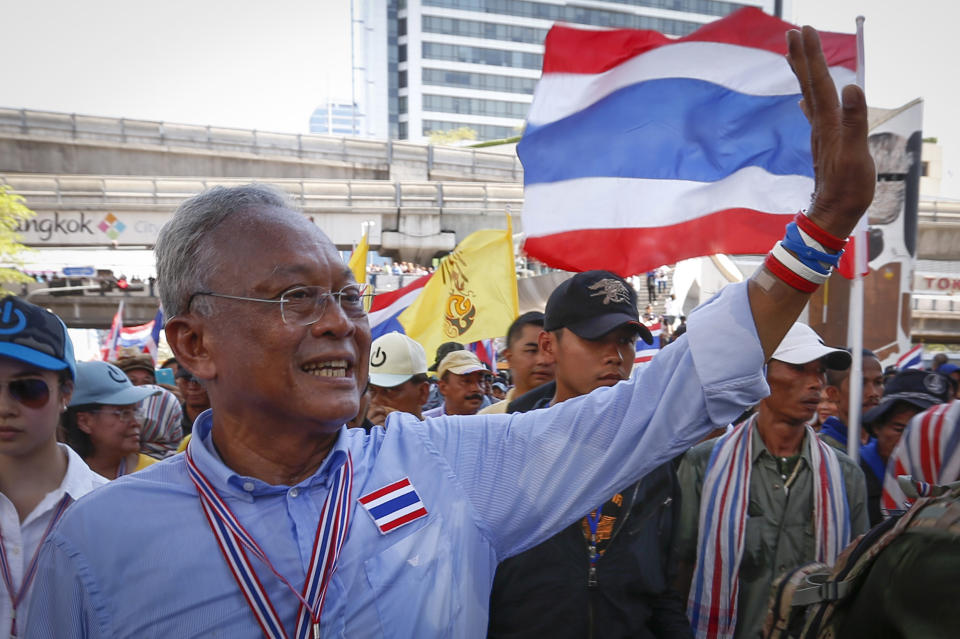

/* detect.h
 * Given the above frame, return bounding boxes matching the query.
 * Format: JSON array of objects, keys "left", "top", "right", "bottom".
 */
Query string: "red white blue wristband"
[
  {"left": 795, "top": 212, "right": 847, "bottom": 252},
  {"left": 766, "top": 242, "right": 828, "bottom": 293}
]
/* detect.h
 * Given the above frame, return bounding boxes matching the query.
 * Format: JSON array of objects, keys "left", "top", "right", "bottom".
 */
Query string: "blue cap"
[
  {"left": 938, "top": 363, "right": 960, "bottom": 375},
  {"left": 70, "top": 361, "right": 160, "bottom": 407},
  {"left": 0, "top": 296, "right": 76, "bottom": 379}
]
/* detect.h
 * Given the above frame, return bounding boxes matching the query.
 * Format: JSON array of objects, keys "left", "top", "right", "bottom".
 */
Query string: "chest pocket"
[{"left": 363, "top": 515, "right": 462, "bottom": 637}]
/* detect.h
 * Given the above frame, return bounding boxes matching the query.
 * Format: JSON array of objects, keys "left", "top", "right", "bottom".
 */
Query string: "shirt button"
[
  {"left": 243, "top": 481, "right": 255, "bottom": 492},
  {"left": 289, "top": 488, "right": 300, "bottom": 498}
]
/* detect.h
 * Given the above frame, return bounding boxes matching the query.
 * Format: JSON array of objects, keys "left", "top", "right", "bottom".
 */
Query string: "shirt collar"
[
  {"left": 750, "top": 422, "right": 814, "bottom": 466},
  {"left": 59, "top": 443, "right": 109, "bottom": 499},
  {"left": 187, "top": 409, "right": 350, "bottom": 502},
  {"left": 20, "top": 445, "right": 108, "bottom": 528}
]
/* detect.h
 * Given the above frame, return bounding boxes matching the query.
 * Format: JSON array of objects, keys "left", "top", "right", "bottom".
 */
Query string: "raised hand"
[{"left": 786, "top": 26, "right": 876, "bottom": 238}]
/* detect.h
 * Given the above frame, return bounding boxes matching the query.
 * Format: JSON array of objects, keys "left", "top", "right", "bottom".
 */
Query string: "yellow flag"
[
  {"left": 347, "top": 232, "right": 368, "bottom": 284},
  {"left": 398, "top": 222, "right": 518, "bottom": 360}
]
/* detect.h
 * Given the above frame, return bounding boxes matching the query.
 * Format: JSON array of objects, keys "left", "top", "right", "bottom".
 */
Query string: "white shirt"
[{"left": 0, "top": 445, "right": 107, "bottom": 635}]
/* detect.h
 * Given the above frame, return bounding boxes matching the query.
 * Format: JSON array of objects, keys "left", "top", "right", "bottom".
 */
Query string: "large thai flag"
[
  {"left": 519, "top": 8, "right": 856, "bottom": 276},
  {"left": 368, "top": 275, "right": 432, "bottom": 339}
]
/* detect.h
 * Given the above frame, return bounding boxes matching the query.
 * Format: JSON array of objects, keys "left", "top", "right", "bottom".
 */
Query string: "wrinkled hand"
[{"left": 787, "top": 26, "right": 875, "bottom": 238}]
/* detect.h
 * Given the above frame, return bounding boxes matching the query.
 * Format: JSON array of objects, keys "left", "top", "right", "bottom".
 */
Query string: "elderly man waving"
[{"left": 27, "top": 28, "right": 874, "bottom": 639}]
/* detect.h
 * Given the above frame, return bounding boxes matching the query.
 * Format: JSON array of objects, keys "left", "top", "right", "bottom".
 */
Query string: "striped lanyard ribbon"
[
  {"left": 186, "top": 448, "right": 353, "bottom": 639},
  {"left": 0, "top": 494, "right": 72, "bottom": 638}
]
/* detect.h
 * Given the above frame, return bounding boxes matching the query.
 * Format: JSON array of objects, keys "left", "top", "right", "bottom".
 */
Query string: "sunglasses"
[{"left": 1, "top": 378, "right": 52, "bottom": 409}]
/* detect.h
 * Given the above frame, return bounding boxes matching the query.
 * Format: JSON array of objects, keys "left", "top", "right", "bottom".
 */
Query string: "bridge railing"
[
  {"left": 913, "top": 294, "right": 960, "bottom": 314},
  {"left": 0, "top": 174, "right": 525, "bottom": 214},
  {"left": 0, "top": 107, "right": 524, "bottom": 181}
]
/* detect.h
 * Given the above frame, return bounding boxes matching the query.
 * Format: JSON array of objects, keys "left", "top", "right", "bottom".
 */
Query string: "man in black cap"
[
  {"left": 859, "top": 369, "right": 952, "bottom": 525},
  {"left": 487, "top": 270, "right": 692, "bottom": 639}
]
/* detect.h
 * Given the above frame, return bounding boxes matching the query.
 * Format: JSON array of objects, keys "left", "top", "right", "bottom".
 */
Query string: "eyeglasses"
[
  {"left": 0, "top": 379, "right": 52, "bottom": 409},
  {"left": 187, "top": 284, "right": 373, "bottom": 326},
  {"left": 93, "top": 407, "right": 146, "bottom": 422}
]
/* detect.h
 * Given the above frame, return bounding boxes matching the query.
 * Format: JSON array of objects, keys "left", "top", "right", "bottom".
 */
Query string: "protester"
[
  {"left": 479, "top": 311, "right": 553, "bottom": 415},
  {"left": 938, "top": 363, "right": 960, "bottom": 398},
  {"left": 490, "top": 382, "right": 507, "bottom": 401},
  {"left": 366, "top": 331, "right": 430, "bottom": 424},
  {"left": 815, "top": 388, "right": 839, "bottom": 429},
  {"left": 0, "top": 297, "right": 107, "bottom": 636},
  {"left": 645, "top": 270, "right": 656, "bottom": 303},
  {"left": 62, "top": 362, "right": 160, "bottom": 480},
  {"left": 819, "top": 348, "right": 883, "bottom": 451},
  {"left": 859, "top": 369, "right": 952, "bottom": 526},
  {"left": 135, "top": 384, "right": 183, "bottom": 459},
  {"left": 675, "top": 323, "right": 866, "bottom": 639},
  {"left": 175, "top": 366, "right": 209, "bottom": 436},
  {"left": 423, "top": 341, "right": 465, "bottom": 411},
  {"left": 160, "top": 357, "right": 179, "bottom": 376},
  {"left": 882, "top": 398, "right": 960, "bottom": 517},
  {"left": 110, "top": 348, "right": 156, "bottom": 386},
  {"left": 931, "top": 352, "right": 948, "bottom": 372},
  {"left": 26, "top": 28, "right": 877, "bottom": 638},
  {"left": 422, "top": 350, "right": 488, "bottom": 417},
  {"left": 488, "top": 271, "right": 690, "bottom": 638}
]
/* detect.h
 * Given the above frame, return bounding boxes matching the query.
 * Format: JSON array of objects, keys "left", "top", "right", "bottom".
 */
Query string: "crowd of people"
[{"left": 4, "top": 27, "right": 959, "bottom": 639}]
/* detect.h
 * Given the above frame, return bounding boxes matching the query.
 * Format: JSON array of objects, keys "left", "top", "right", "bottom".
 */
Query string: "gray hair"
[{"left": 155, "top": 183, "right": 294, "bottom": 318}]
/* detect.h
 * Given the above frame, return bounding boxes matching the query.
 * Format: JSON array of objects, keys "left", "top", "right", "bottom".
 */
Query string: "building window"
[
  {"left": 422, "top": 42, "right": 543, "bottom": 70},
  {"left": 399, "top": 96, "right": 408, "bottom": 114},
  {"left": 420, "top": 0, "right": 724, "bottom": 36},
  {"left": 399, "top": 71, "right": 407, "bottom": 88},
  {"left": 399, "top": 44, "right": 407, "bottom": 62},
  {"left": 922, "top": 161, "right": 930, "bottom": 177},
  {"left": 423, "top": 94, "right": 530, "bottom": 119},
  {"left": 398, "top": 18, "right": 407, "bottom": 36},
  {"left": 422, "top": 68, "right": 537, "bottom": 94},
  {"left": 422, "top": 15, "right": 548, "bottom": 45},
  {"left": 399, "top": 121, "right": 408, "bottom": 138}
]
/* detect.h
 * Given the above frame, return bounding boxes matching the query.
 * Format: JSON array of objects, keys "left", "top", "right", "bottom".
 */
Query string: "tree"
[
  {"left": 427, "top": 126, "right": 477, "bottom": 145},
  {"left": 0, "top": 186, "right": 37, "bottom": 293}
]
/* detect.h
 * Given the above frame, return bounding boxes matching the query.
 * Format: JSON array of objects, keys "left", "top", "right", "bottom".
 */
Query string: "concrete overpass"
[
  {"left": 0, "top": 107, "right": 523, "bottom": 183},
  {"left": 0, "top": 173, "right": 522, "bottom": 265}
]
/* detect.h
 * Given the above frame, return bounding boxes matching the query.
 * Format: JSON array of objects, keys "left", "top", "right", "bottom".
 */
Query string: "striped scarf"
[
  {"left": 687, "top": 416, "right": 852, "bottom": 639},
  {"left": 882, "top": 400, "right": 960, "bottom": 516}
]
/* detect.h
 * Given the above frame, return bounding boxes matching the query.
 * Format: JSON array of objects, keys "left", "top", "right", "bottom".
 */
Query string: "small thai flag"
[
  {"left": 896, "top": 344, "right": 924, "bottom": 370},
  {"left": 358, "top": 478, "right": 428, "bottom": 535}
]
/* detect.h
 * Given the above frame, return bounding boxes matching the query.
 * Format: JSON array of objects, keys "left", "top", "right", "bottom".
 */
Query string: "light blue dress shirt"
[{"left": 25, "top": 282, "right": 767, "bottom": 638}]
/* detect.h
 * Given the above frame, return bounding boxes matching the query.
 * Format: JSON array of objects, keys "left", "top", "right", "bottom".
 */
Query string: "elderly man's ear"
[{"left": 165, "top": 316, "right": 216, "bottom": 382}]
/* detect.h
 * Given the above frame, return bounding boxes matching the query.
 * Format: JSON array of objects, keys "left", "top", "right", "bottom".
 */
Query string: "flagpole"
[{"left": 846, "top": 16, "right": 867, "bottom": 464}]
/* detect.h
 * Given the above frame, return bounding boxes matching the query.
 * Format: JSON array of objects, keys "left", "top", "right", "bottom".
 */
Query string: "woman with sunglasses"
[
  {"left": 63, "top": 362, "right": 160, "bottom": 480},
  {"left": 0, "top": 296, "right": 108, "bottom": 636}
]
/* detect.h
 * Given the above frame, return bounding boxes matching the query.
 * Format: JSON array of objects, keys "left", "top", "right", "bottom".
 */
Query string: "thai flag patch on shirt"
[{"left": 358, "top": 477, "right": 428, "bottom": 534}]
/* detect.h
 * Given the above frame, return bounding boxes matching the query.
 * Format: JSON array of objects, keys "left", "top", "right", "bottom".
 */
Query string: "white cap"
[
  {"left": 771, "top": 323, "right": 851, "bottom": 370},
  {"left": 368, "top": 332, "right": 428, "bottom": 388}
]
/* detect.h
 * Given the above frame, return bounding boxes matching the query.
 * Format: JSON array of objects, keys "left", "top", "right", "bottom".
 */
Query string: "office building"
[{"left": 390, "top": 0, "right": 781, "bottom": 141}]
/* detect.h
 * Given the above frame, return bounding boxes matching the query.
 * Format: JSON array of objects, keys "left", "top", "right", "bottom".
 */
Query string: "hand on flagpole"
[{"left": 787, "top": 26, "right": 875, "bottom": 238}]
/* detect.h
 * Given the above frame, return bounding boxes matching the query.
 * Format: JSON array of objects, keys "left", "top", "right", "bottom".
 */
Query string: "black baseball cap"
[
  {"left": 864, "top": 369, "right": 953, "bottom": 433},
  {"left": 0, "top": 296, "right": 76, "bottom": 379},
  {"left": 544, "top": 271, "right": 653, "bottom": 344}
]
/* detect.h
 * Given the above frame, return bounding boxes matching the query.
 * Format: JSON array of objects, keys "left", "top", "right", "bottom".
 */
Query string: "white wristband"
[{"left": 771, "top": 241, "right": 830, "bottom": 286}]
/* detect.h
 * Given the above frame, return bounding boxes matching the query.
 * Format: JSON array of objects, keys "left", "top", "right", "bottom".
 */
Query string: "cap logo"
[
  {"left": 107, "top": 365, "right": 129, "bottom": 384},
  {"left": 924, "top": 373, "right": 947, "bottom": 396},
  {"left": 0, "top": 301, "right": 27, "bottom": 335},
  {"left": 371, "top": 345, "right": 387, "bottom": 368},
  {"left": 588, "top": 279, "right": 631, "bottom": 305}
]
